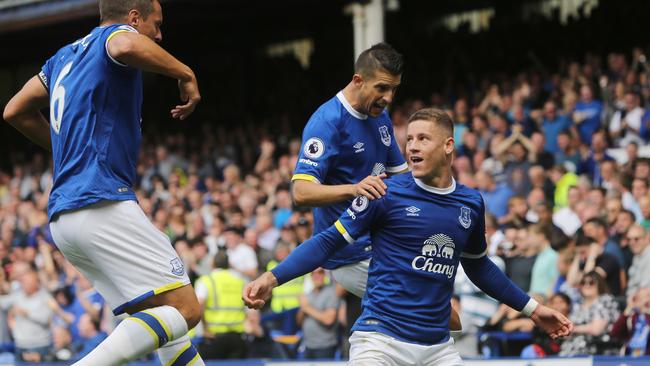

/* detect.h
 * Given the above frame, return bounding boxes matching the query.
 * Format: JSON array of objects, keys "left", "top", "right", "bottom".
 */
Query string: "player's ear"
[
  {"left": 126, "top": 9, "right": 141, "bottom": 28},
  {"left": 352, "top": 74, "right": 364, "bottom": 88},
  {"left": 444, "top": 136, "right": 454, "bottom": 155}
]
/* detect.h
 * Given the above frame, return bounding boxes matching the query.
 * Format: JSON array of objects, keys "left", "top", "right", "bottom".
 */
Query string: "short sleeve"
[
  {"left": 461, "top": 198, "right": 488, "bottom": 259},
  {"left": 292, "top": 116, "right": 339, "bottom": 184},
  {"left": 104, "top": 25, "right": 138, "bottom": 67},
  {"left": 39, "top": 55, "right": 56, "bottom": 92},
  {"left": 385, "top": 122, "right": 407, "bottom": 173},
  {"left": 334, "top": 195, "right": 385, "bottom": 244}
]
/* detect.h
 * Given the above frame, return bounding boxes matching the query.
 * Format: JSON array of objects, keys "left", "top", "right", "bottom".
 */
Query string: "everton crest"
[
  {"left": 378, "top": 125, "right": 391, "bottom": 146},
  {"left": 458, "top": 206, "right": 471, "bottom": 229}
]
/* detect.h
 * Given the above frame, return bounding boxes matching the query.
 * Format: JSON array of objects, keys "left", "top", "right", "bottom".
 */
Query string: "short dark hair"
[
  {"left": 586, "top": 217, "right": 607, "bottom": 230},
  {"left": 355, "top": 43, "right": 404, "bottom": 78},
  {"left": 620, "top": 209, "right": 636, "bottom": 221},
  {"left": 550, "top": 292, "right": 571, "bottom": 308},
  {"left": 407, "top": 108, "right": 454, "bottom": 137},
  {"left": 100, "top": 0, "right": 154, "bottom": 22},
  {"left": 575, "top": 234, "right": 596, "bottom": 247},
  {"left": 214, "top": 250, "right": 229, "bottom": 269}
]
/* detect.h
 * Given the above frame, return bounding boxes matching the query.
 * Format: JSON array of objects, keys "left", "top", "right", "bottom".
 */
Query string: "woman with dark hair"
[{"left": 559, "top": 271, "right": 620, "bottom": 356}]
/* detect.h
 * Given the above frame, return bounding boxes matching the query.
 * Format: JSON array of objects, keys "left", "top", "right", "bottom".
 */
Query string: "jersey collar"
[
  {"left": 414, "top": 177, "right": 456, "bottom": 195},
  {"left": 336, "top": 91, "right": 368, "bottom": 120}
]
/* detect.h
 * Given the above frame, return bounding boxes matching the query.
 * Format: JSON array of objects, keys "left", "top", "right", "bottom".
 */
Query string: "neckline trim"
[
  {"left": 336, "top": 91, "right": 367, "bottom": 120},
  {"left": 414, "top": 177, "right": 456, "bottom": 195}
]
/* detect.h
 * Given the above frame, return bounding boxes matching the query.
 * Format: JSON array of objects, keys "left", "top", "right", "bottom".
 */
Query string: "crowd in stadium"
[{"left": 1, "top": 44, "right": 650, "bottom": 363}]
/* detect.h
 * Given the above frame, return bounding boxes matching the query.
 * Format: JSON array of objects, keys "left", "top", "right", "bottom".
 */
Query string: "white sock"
[
  {"left": 157, "top": 334, "right": 205, "bottom": 366},
  {"left": 73, "top": 305, "right": 189, "bottom": 366}
]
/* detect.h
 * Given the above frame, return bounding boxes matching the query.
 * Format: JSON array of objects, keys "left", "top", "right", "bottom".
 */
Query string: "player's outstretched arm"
[
  {"left": 242, "top": 226, "right": 349, "bottom": 309},
  {"left": 293, "top": 173, "right": 387, "bottom": 206},
  {"left": 461, "top": 255, "right": 573, "bottom": 339},
  {"left": 107, "top": 32, "right": 200, "bottom": 120},
  {"left": 3, "top": 76, "right": 52, "bottom": 151}
]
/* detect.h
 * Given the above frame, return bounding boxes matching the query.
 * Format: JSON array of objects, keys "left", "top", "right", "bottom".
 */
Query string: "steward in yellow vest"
[{"left": 196, "top": 251, "right": 248, "bottom": 359}]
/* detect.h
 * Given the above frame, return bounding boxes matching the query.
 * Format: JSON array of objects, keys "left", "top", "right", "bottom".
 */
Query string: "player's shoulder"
[
  {"left": 308, "top": 94, "right": 344, "bottom": 125},
  {"left": 385, "top": 172, "right": 414, "bottom": 190},
  {"left": 452, "top": 182, "right": 485, "bottom": 207}
]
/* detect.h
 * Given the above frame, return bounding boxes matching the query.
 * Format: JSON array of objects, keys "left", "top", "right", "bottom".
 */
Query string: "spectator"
[
  {"left": 625, "top": 225, "right": 650, "bottom": 298},
  {"left": 560, "top": 271, "right": 620, "bottom": 356},
  {"left": 611, "top": 287, "right": 650, "bottom": 356},
  {"left": 298, "top": 268, "right": 340, "bottom": 359},
  {"left": 195, "top": 251, "right": 248, "bottom": 359},
  {"left": 0, "top": 270, "right": 53, "bottom": 362},
  {"left": 504, "top": 227, "right": 537, "bottom": 292},
  {"left": 553, "top": 131, "right": 581, "bottom": 173},
  {"left": 256, "top": 213, "right": 280, "bottom": 252},
  {"left": 542, "top": 100, "right": 572, "bottom": 154},
  {"left": 499, "top": 196, "right": 531, "bottom": 228},
  {"left": 223, "top": 226, "right": 258, "bottom": 279},
  {"left": 584, "top": 217, "right": 626, "bottom": 270},
  {"left": 72, "top": 314, "right": 107, "bottom": 361},
  {"left": 609, "top": 91, "right": 644, "bottom": 147},
  {"left": 573, "top": 84, "right": 603, "bottom": 145},
  {"left": 614, "top": 209, "right": 638, "bottom": 271},
  {"left": 529, "top": 224, "right": 559, "bottom": 296},
  {"left": 578, "top": 130, "right": 614, "bottom": 185},
  {"left": 51, "top": 326, "right": 73, "bottom": 362},
  {"left": 477, "top": 170, "right": 513, "bottom": 219},
  {"left": 568, "top": 235, "right": 624, "bottom": 297}
]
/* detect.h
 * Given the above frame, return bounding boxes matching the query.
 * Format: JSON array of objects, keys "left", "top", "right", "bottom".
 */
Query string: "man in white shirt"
[
  {"left": 553, "top": 186, "right": 582, "bottom": 236},
  {"left": 610, "top": 91, "right": 645, "bottom": 147},
  {"left": 224, "top": 226, "right": 258, "bottom": 279}
]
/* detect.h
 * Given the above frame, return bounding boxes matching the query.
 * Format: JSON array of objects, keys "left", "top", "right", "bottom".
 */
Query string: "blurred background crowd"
[{"left": 1, "top": 42, "right": 650, "bottom": 362}]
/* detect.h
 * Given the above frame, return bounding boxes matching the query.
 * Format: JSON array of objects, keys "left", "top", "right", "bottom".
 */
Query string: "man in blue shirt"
[
  {"left": 4, "top": 1, "right": 204, "bottom": 365},
  {"left": 573, "top": 84, "right": 603, "bottom": 145},
  {"left": 542, "top": 100, "right": 571, "bottom": 154},
  {"left": 291, "top": 43, "right": 461, "bottom": 334},
  {"left": 245, "top": 108, "right": 573, "bottom": 364}
]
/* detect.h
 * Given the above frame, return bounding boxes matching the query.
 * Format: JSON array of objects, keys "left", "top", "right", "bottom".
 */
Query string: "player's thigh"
[
  {"left": 76, "top": 200, "right": 191, "bottom": 313},
  {"left": 349, "top": 331, "right": 402, "bottom": 366},
  {"left": 50, "top": 210, "right": 122, "bottom": 306},
  {"left": 332, "top": 259, "right": 370, "bottom": 298},
  {"left": 423, "top": 339, "right": 463, "bottom": 366}
]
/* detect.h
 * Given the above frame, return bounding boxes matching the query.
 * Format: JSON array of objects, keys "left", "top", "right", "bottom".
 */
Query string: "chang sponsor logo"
[{"left": 411, "top": 234, "right": 456, "bottom": 278}]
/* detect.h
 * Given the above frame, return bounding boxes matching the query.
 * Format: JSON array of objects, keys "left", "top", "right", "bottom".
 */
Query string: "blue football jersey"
[
  {"left": 39, "top": 24, "right": 143, "bottom": 220},
  {"left": 334, "top": 173, "right": 487, "bottom": 345},
  {"left": 292, "top": 92, "right": 407, "bottom": 269}
]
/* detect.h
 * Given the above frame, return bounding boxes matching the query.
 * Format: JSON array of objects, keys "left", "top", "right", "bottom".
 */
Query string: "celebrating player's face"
[
  {"left": 132, "top": 0, "right": 163, "bottom": 42},
  {"left": 358, "top": 70, "right": 401, "bottom": 117},
  {"left": 405, "top": 120, "right": 453, "bottom": 181}
]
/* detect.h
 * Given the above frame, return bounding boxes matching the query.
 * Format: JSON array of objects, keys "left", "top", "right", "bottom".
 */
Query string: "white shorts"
[
  {"left": 349, "top": 331, "right": 463, "bottom": 366},
  {"left": 331, "top": 259, "right": 370, "bottom": 298},
  {"left": 50, "top": 200, "right": 190, "bottom": 315}
]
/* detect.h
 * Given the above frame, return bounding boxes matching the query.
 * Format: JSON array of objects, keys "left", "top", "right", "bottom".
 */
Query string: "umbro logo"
[
  {"left": 353, "top": 142, "right": 365, "bottom": 153},
  {"left": 405, "top": 206, "right": 420, "bottom": 216}
]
